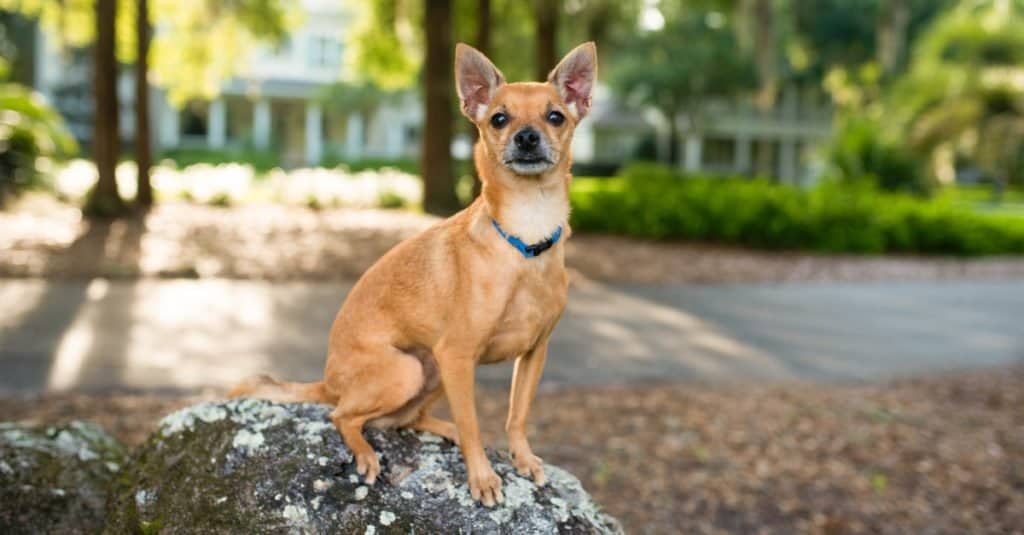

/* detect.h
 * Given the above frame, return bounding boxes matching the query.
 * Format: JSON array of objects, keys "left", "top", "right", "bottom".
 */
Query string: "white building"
[{"left": 578, "top": 85, "right": 832, "bottom": 182}]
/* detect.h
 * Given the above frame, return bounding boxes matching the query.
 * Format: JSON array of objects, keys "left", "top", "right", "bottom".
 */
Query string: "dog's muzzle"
[{"left": 504, "top": 127, "right": 555, "bottom": 175}]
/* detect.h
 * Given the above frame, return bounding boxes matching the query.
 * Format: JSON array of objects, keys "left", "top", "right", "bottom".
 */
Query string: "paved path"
[{"left": 1, "top": 279, "right": 1021, "bottom": 393}]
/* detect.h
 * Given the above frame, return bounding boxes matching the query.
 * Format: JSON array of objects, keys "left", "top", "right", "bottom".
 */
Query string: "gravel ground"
[
  {"left": 3, "top": 199, "right": 1024, "bottom": 283},
  {"left": 2, "top": 367, "right": 1021, "bottom": 534}
]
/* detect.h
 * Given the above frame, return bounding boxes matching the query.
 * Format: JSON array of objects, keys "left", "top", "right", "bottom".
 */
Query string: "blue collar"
[{"left": 491, "top": 219, "right": 563, "bottom": 258}]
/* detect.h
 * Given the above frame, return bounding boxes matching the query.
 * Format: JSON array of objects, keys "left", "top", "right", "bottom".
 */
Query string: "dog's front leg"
[
  {"left": 437, "top": 348, "right": 504, "bottom": 507},
  {"left": 506, "top": 336, "right": 550, "bottom": 486}
]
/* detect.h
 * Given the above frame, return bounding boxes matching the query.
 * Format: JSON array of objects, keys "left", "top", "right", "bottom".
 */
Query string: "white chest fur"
[{"left": 496, "top": 186, "right": 569, "bottom": 244}]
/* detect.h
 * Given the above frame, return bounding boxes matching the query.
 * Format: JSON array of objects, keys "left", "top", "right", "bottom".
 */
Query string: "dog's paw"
[
  {"left": 468, "top": 465, "right": 504, "bottom": 507},
  {"left": 355, "top": 452, "right": 380, "bottom": 485},
  {"left": 512, "top": 451, "right": 547, "bottom": 487}
]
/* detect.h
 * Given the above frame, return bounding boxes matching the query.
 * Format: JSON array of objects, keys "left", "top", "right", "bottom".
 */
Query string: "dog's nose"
[{"left": 513, "top": 128, "right": 541, "bottom": 151}]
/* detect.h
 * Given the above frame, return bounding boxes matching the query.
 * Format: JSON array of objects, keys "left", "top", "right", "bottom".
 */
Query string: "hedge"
[{"left": 569, "top": 163, "right": 1024, "bottom": 256}]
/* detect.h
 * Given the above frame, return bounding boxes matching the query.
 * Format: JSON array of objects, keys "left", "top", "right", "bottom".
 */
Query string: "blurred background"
[{"left": 1, "top": 0, "right": 1023, "bottom": 533}]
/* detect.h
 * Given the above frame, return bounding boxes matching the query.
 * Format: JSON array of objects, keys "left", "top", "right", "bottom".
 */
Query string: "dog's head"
[{"left": 456, "top": 42, "right": 597, "bottom": 177}]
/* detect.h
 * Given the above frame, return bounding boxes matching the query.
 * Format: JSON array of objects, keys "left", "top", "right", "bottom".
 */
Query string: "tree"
[
  {"left": 422, "top": 0, "right": 460, "bottom": 214},
  {"left": 135, "top": 0, "right": 152, "bottom": 208},
  {"left": 476, "top": 0, "right": 491, "bottom": 56},
  {"left": 611, "top": 11, "right": 755, "bottom": 165},
  {"left": 742, "top": 0, "right": 779, "bottom": 177},
  {"left": 877, "top": 0, "right": 911, "bottom": 76},
  {"left": 470, "top": 0, "right": 491, "bottom": 198},
  {"left": 892, "top": 0, "right": 1024, "bottom": 196},
  {"left": 84, "top": 0, "right": 124, "bottom": 218},
  {"left": 533, "top": 0, "right": 558, "bottom": 80}
]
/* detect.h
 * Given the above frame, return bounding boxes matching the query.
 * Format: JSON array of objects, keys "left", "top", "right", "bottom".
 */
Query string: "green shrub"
[
  {"left": 0, "top": 70, "right": 77, "bottom": 203},
  {"left": 378, "top": 189, "right": 407, "bottom": 209},
  {"left": 825, "top": 116, "right": 933, "bottom": 196},
  {"left": 570, "top": 163, "right": 1024, "bottom": 256}
]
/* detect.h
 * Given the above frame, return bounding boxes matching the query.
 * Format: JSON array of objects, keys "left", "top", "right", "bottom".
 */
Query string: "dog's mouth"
[{"left": 504, "top": 156, "right": 554, "bottom": 175}]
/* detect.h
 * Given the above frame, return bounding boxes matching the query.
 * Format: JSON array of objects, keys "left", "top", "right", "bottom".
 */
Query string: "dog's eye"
[
  {"left": 546, "top": 110, "right": 565, "bottom": 126},
  {"left": 490, "top": 112, "right": 509, "bottom": 129}
]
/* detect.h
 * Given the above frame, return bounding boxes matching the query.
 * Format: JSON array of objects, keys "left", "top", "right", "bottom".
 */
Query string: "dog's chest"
[
  {"left": 481, "top": 268, "right": 567, "bottom": 364},
  {"left": 498, "top": 190, "right": 568, "bottom": 245}
]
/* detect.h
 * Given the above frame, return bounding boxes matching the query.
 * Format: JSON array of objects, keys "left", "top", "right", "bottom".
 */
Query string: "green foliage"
[
  {"left": 570, "top": 163, "right": 1024, "bottom": 256},
  {"left": 345, "top": 0, "right": 421, "bottom": 89},
  {"left": 787, "top": 0, "right": 951, "bottom": 81},
  {"left": 0, "top": 59, "right": 77, "bottom": 202},
  {"left": 890, "top": 0, "right": 1024, "bottom": 185},
  {"left": 825, "top": 115, "right": 932, "bottom": 195},
  {"left": 377, "top": 189, "right": 408, "bottom": 209},
  {"left": 150, "top": 0, "right": 296, "bottom": 106},
  {"left": 158, "top": 148, "right": 280, "bottom": 174},
  {"left": 611, "top": 11, "right": 755, "bottom": 122}
]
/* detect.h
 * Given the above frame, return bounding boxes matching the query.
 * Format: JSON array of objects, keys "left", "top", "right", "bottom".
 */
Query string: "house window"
[
  {"left": 703, "top": 138, "right": 736, "bottom": 168},
  {"left": 181, "top": 101, "right": 208, "bottom": 137},
  {"left": 308, "top": 36, "right": 341, "bottom": 68}
]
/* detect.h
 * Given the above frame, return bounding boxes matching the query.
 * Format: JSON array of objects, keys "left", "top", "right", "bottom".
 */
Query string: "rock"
[
  {"left": 0, "top": 421, "right": 128, "bottom": 534},
  {"left": 107, "top": 399, "right": 623, "bottom": 534}
]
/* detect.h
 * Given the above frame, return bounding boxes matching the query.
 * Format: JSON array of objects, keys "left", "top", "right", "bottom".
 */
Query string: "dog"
[{"left": 230, "top": 41, "right": 597, "bottom": 507}]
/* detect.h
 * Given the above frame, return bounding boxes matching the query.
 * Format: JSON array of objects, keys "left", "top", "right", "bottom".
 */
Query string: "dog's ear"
[
  {"left": 548, "top": 42, "right": 597, "bottom": 119},
  {"left": 455, "top": 43, "right": 505, "bottom": 121}
]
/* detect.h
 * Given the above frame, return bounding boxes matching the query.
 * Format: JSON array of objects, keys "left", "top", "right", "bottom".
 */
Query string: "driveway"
[{"left": 1, "top": 278, "right": 1021, "bottom": 393}]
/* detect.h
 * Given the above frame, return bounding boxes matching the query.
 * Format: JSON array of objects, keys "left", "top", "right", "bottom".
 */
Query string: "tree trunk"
[
  {"left": 476, "top": 0, "right": 491, "bottom": 55},
  {"left": 421, "top": 0, "right": 459, "bottom": 215},
  {"left": 755, "top": 139, "right": 775, "bottom": 179},
  {"left": 135, "top": 0, "right": 153, "bottom": 208},
  {"left": 585, "top": 2, "right": 611, "bottom": 45},
  {"left": 877, "top": 0, "right": 909, "bottom": 76},
  {"left": 86, "top": 0, "right": 124, "bottom": 218},
  {"left": 749, "top": 0, "right": 778, "bottom": 178},
  {"left": 470, "top": 0, "right": 491, "bottom": 199},
  {"left": 534, "top": 0, "right": 558, "bottom": 81},
  {"left": 666, "top": 109, "right": 680, "bottom": 166}
]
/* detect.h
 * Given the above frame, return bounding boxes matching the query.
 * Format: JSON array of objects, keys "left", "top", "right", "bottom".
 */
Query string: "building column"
[
  {"left": 253, "top": 98, "right": 271, "bottom": 149},
  {"left": 779, "top": 138, "right": 797, "bottom": 184},
  {"left": 384, "top": 112, "right": 403, "bottom": 158},
  {"left": 735, "top": 133, "right": 752, "bottom": 175},
  {"left": 208, "top": 98, "right": 227, "bottom": 149},
  {"left": 345, "top": 112, "right": 364, "bottom": 159},
  {"left": 157, "top": 99, "right": 180, "bottom": 149},
  {"left": 304, "top": 102, "right": 323, "bottom": 166},
  {"left": 683, "top": 133, "right": 703, "bottom": 172}
]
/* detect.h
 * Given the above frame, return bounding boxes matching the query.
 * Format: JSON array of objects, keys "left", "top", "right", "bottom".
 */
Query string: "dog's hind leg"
[
  {"left": 327, "top": 347, "right": 425, "bottom": 485},
  {"left": 405, "top": 389, "right": 459, "bottom": 444}
]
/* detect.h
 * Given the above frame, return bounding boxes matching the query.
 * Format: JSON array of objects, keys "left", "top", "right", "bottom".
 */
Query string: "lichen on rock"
[
  {"left": 107, "top": 399, "right": 623, "bottom": 534},
  {"left": 0, "top": 421, "right": 127, "bottom": 534}
]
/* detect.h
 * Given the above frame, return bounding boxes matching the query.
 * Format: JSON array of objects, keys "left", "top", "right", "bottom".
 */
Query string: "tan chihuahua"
[{"left": 230, "top": 42, "right": 597, "bottom": 507}]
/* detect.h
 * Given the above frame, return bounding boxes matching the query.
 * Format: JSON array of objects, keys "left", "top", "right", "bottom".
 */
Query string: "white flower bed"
[{"left": 50, "top": 159, "right": 422, "bottom": 209}]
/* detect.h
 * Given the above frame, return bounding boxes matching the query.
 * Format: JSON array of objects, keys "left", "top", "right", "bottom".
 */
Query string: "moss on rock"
[
  {"left": 0, "top": 421, "right": 128, "bottom": 534},
  {"left": 106, "top": 399, "right": 622, "bottom": 534}
]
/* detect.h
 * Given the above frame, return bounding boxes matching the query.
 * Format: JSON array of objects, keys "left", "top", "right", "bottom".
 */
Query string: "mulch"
[{"left": 2, "top": 367, "right": 1021, "bottom": 534}]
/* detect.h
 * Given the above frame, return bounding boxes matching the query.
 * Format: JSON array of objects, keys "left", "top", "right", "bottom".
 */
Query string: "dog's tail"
[{"left": 228, "top": 374, "right": 337, "bottom": 405}]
